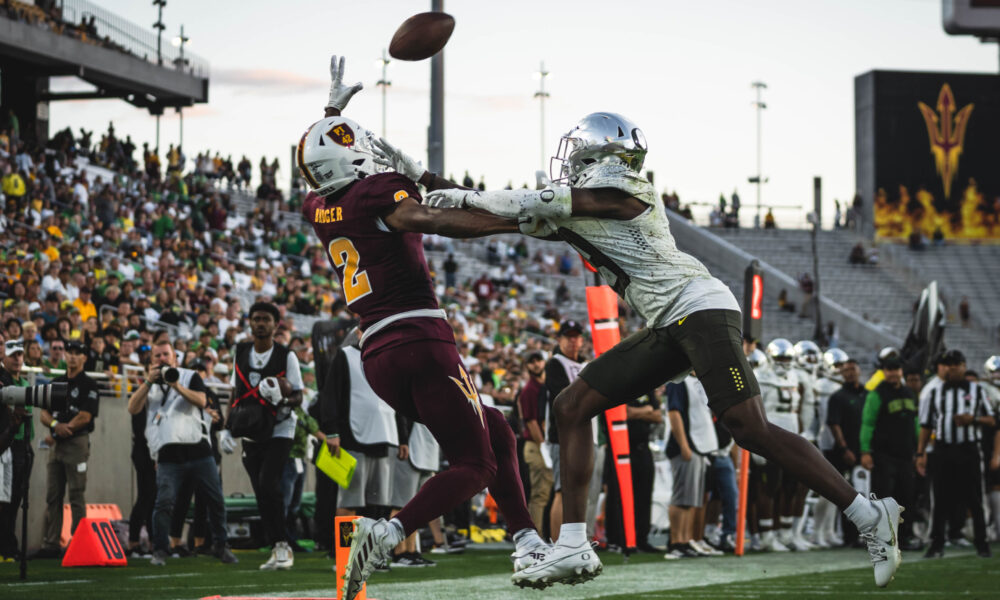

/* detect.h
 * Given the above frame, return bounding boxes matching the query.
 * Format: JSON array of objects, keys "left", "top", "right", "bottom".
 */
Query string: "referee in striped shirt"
[{"left": 916, "top": 350, "right": 996, "bottom": 558}]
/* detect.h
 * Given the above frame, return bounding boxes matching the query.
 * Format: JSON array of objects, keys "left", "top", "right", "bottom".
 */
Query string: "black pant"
[
  {"left": 871, "top": 452, "right": 915, "bottom": 541},
  {"left": 129, "top": 448, "right": 157, "bottom": 544},
  {"left": 170, "top": 473, "right": 210, "bottom": 544},
  {"left": 630, "top": 444, "right": 655, "bottom": 547},
  {"left": 928, "top": 452, "right": 966, "bottom": 540},
  {"left": 0, "top": 440, "right": 29, "bottom": 558},
  {"left": 930, "top": 444, "right": 987, "bottom": 548},
  {"left": 314, "top": 461, "right": 338, "bottom": 550},
  {"left": 242, "top": 437, "right": 293, "bottom": 545}
]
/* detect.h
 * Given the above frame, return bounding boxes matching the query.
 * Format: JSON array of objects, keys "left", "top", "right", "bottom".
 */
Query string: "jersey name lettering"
[{"left": 314, "top": 206, "right": 344, "bottom": 224}]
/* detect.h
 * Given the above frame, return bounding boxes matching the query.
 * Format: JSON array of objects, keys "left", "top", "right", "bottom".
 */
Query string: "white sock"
[
  {"left": 386, "top": 518, "right": 405, "bottom": 547},
  {"left": 990, "top": 492, "right": 1000, "bottom": 537},
  {"left": 557, "top": 522, "right": 587, "bottom": 547},
  {"left": 513, "top": 528, "right": 543, "bottom": 549},
  {"left": 843, "top": 494, "right": 879, "bottom": 531}
]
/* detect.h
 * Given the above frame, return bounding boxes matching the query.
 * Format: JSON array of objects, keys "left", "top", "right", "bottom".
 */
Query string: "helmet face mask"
[
  {"left": 747, "top": 348, "right": 768, "bottom": 370},
  {"left": 793, "top": 340, "right": 822, "bottom": 372},
  {"left": 766, "top": 338, "right": 795, "bottom": 374},
  {"left": 297, "top": 117, "right": 386, "bottom": 197},
  {"left": 822, "top": 348, "right": 850, "bottom": 377},
  {"left": 549, "top": 112, "right": 647, "bottom": 184}
]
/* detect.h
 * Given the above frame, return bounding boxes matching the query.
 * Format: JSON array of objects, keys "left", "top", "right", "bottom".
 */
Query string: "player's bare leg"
[{"left": 721, "top": 396, "right": 902, "bottom": 586}]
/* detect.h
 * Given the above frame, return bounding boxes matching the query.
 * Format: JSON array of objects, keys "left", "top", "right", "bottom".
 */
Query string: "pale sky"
[{"left": 49, "top": 0, "right": 998, "bottom": 227}]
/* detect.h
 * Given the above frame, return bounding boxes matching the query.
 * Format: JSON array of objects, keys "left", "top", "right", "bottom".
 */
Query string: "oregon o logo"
[{"left": 540, "top": 190, "right": 555, "bottom": 202}]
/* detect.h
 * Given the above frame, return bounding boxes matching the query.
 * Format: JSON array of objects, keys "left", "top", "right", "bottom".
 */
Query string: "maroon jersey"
[{"left": 303, "top": 172, "right": 453, "bottom": 355}]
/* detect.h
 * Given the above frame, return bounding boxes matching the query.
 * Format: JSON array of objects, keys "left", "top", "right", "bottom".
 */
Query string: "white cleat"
[
  {"left": 811, "top": 532, "right": 832, "bottom": 549},
  {"left": 690, "top": 539, "right": 723, "bottom": 556},
  {"left": 510, "top": 538, "right": 552, "bottom": 572},
  {"left": 790, "top": 532, "right": 816, "bottom": 552},
  {"left": 762, "top": 531, "right": 790, "bottom": 552},
  {"left": 258, "top": 547, "right": 278, "bottom": 571},
  {"left": 511, "top": 542, "right": 602, "bottom": 590},
  {"left": 273, "top": 541, "right": 293, "bottom": 570},
  {"left": 861, "top": 495, "right": 903, "bottom": 588},
  {"left": 341, "top": 518, "right": 396, "bottom": 600}
]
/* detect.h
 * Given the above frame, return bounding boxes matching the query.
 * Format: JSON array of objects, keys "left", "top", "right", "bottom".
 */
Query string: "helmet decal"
[{"left": 326, "top": 122, "right": 355, "bottom": 147}]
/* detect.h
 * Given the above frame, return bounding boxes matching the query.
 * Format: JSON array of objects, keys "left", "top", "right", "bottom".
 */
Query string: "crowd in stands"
[{"left": 2, "top": 117, "right": 997, "bottom": 571}]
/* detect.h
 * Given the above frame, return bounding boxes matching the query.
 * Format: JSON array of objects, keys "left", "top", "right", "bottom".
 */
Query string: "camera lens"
[
  {"left": 1, "top": 382, "right": 68, "bottom": 412},
  {"left": 163, "top": 367, "right": 180, "bottom": 384}
]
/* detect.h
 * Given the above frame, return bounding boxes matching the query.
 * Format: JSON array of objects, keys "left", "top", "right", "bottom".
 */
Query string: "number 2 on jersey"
[{"left": 328, "top": 238, "right": 373, "bottom": 304}]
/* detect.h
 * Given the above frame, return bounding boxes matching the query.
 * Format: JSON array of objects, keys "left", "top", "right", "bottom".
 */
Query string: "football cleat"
[
  {"left": 340, "top": 518, "right": 396, "bottom": 600},
  {"left": 511, "top": 541, "right": 602, "bottom": 589},
  {"left": 762, "top": 531, "right": 790, "bottom": 552},
  {"left": 861, "top": 495, "right": 902, "bottom": 587},
  {"left": 510, "top": 537, "right": 551, "bottom": 572}
]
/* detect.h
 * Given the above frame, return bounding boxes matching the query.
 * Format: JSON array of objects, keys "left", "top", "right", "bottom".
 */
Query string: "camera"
[
  {"left": 1, "top": 382, "right": 69, "bottom": 412},
  {"left": 158, "top": 367, "right": 180, "bottom": 384}
]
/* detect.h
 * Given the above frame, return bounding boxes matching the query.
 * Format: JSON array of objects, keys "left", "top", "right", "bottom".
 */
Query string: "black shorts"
[{"left": 579, "top": 309, "right": 759, "bottom": 415}]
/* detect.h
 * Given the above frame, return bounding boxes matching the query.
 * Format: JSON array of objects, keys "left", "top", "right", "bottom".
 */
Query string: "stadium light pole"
[
  {"left": 428, "top": 0, "right": 445, "bottom": 177},
  {"left": 534, "top": 61, "right": 551, "bottom": 172},
  {"left": 172, "top": 26, "right": 190, "bottom": 147},
  {"left": 376, "top": 49, "right": 391, "bottom": 138},
  {"left": 152, "top": 0, "right": 166, "bottom": 66},
  {"left": 750, "top": 81, "right": 767, "bottom": 225}
]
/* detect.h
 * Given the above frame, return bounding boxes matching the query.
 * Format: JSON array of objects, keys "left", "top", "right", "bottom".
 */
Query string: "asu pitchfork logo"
[
  {"left": 918, "top": 83, "right": 973, "bottom": 200},
  {"left": 449, "top": 364, "right": 485, "bottom": 428}
]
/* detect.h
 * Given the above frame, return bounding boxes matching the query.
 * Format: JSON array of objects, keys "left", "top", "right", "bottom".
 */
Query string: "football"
[
  {"left": 388, "top": 12, "right": 455, "bottom": 61},
  {"left": 276, "top": 376, "right": 293, "bottom": 398}
]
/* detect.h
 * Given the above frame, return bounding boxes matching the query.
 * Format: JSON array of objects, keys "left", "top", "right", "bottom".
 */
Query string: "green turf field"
[{"left": 1, "top": 544, "right": 997, "bottom": 599}]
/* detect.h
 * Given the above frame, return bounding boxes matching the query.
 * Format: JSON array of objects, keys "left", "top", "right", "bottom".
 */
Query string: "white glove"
[
  {"left": 259, "top": 377, "right": 284, "bottom": 407},
  {"left": 219, "top": 430, "right": 237, "bottom": 455},
  {"left": 425, "top": 188, "right": 472, "bottom": 209},
  {"left": 518, "top": 215, "right": 557, "bottom": 238},
  {"left": 371, "top": 137, "right": 424, "bottom": 182},
  {"left": 535, "top": 170, "right": 552, "bottom": 190},
  {"left": 327, "top": 55, "right": 363, "bottom": 111}
]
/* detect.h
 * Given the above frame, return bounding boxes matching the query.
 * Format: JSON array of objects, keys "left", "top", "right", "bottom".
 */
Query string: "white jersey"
[
  {"left": 982, "top": 381, "right": 1000, "bottom": 412},
  {"left": 794, "top": 367, "right": 818, "bottom": 442},
  {"left": 550, "top": 164, "right": 739, "bottom": 329},
  {"left": 757, "top": 365, "right": 802, "bottom": 434},
  {"left": 814, "top": 374, "right": 843, "bottom": 451}
]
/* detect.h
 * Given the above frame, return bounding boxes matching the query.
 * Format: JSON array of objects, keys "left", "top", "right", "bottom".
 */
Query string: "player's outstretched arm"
[
  {"left": 384, "top": 198, "right": 517, "bottom": 239},
  {"left": 425, "top": 186, "right": 646, "bottom": 221}
]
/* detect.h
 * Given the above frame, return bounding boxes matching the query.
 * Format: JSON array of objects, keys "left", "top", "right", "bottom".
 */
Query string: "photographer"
[
  {"left": 223, "top": 302, "right": 303, "bottom": 571},
  {"left": 0, "top": 339, "right": 31, "bottom": 561},
  {"left": 127, "top": 338, "right": 237, "bottom": 566},
  {"left": 35, "top": 340, "right": 99, "bottom": 558}
]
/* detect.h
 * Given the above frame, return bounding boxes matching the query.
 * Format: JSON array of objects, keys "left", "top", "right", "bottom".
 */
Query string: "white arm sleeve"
[
  {"left": 285, "top": 352, "right": 304, "bottom": 391},
  {"left": 465, "top": 187, "right": 573, "bottom": 220}
]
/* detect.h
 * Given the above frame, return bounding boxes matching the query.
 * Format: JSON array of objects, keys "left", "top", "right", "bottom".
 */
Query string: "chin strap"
[{"left": 464, "top": 186, "right": 573, "bottom": 220}]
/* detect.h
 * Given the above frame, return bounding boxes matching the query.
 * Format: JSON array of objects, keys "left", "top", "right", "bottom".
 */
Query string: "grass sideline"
[{"left": 0, "top": 544, "right": 996, "bottom": 599}]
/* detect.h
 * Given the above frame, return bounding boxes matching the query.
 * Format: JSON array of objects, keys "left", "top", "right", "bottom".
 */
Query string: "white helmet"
[
  {"left": 984, "top": 355, "right": 1000, "bottom": 385},
  {"left": 296, "top": 116, "right": 385, "bottom": 196},
  {"left": 747, "top": 348, "right": 768, "bottom": 369},
  {"left": 823, "top": 348, "right": 850, "bottom": 373},
  {"left": 794, "top": 340, "right": 822, "bottom": 369},
  {"left": 766, "top": 338, "right": 795, "bottom": 373},
  {"left": 550, "top": 112, "right": 647, "bottom": 184}
]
